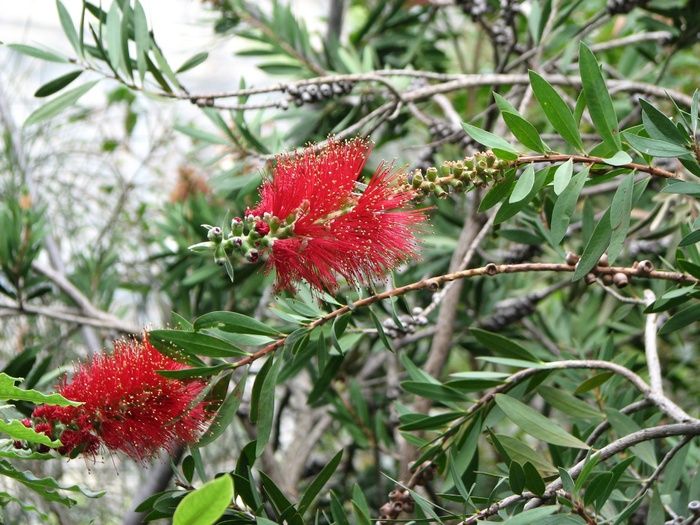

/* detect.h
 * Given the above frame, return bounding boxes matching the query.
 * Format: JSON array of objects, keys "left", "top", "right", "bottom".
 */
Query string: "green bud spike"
[{"left": 426, "top": 167, "right": 438, "bottom": 182}]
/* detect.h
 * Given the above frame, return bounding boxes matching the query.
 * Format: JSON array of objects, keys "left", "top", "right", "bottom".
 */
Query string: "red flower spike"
[
  {"left": 32, "top": 337, "right": 209, "bottom": 462},
  {"left": 251, "top": 138, "right": 425, "bottom": 292}
]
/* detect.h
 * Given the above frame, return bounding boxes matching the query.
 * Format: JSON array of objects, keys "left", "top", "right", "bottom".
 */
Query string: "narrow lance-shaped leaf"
[
  {"left": 462, "top": 122, "right": 519, "bottom": 160},
  {"left": 572, "top": 208, "right": 612, "bottom": 280},
  {"left": 607, "top": 172, "right": 634, "bottom": 264},
  {"left": 553, "top": 158, "right": 573, "bottom": 195},
  {"left": 133, "top": 0, "right": 150, "bottom": 83},
  {"left": 529, "top": 70, "right": 584, "bottom": 152},
  {"left": 494, "top": 393, "right": 589, "bottom": 448},
  {"left": 24, "top": 81, "right": 99, "bottom": 127},
  {"left": 550, "top": 166, "right": 589, "bottom": 243},
  {"left": 34, "top": 71, "right": 83, "bottom": 98},
  {"left": 579, "top": 43, "right": 621, "bottom": 152},
  {"left": 510, "top": 164, "right": 535, "bottom": 203}
]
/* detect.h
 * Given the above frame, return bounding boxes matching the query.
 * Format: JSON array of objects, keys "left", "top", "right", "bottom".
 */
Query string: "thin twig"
[{"left": 644, "top": 289, "right": 663, "bottom": 395}]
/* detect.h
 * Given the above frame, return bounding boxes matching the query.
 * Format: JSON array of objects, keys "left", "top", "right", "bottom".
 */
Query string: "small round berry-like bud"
[
  {"left": 402, "top": 500, "right": 414, "bottom": 513},
  {"left": 638, "top": 260, "right": 654, "bottom": 274},
  {"left": 688, "top": 500, "right": 700, "bottom": 515},
  {"left": 426, "top": 167, "right": 438, "bottom": 182},
  {"left": 246, "top": 249, "right": 259, "bottom": 263},
  {"left": 379, "top": 503, "right": 393, "bottom": 519},
  {"left": 207, "top": 226, "right": 223, "bottom": 242},
  {"left": 602, "top": 273, "right": 614, "bottom": 285},
  {"left": 392, "top": 501, "right": 403, "bottom": 514},
  {"left": 598, "top": 253, "right": 609, "bottom": 267},
  {"left": 585, "top": 273, "right": 597, "bottom": 285},
  {"left": 565, "top": 252, "right": 580, "bottom": 266},
  {"left": 255, "top": 220, "right": 270, "bottom": 236},
  {"left": 388, "top": 489, "right": 401, "bottom": 501},
  {"left": 453, "top": 161, "right": 464, "bottom": 177},
  {"left": 426, "top": 278, "right": 440, "bottom": 291},
  {"left": 319, "top": 83, "right": 332, "bottom": 98},
  {"left": 485, "top": 263, "right": 498, "bottom": 275},
  {"left": 613, "top": 273, "right": 629, "bottom": 288}
]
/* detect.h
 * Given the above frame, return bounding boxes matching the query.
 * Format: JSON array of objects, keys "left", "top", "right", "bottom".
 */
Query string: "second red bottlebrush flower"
[
  {"left": 249, "top": 138, "right": 425, "bottom": 292},
  {"left": 31, "top": 337, "right": 209, "bottom": 462}
]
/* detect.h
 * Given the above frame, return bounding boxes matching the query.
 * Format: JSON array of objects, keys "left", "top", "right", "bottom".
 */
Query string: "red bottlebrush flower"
[
  {"left": 250, "top": 138, "right": 425, "bottom": 292},
  {"left": 32, "top": 337, "right": 209, "bottom": 462}
]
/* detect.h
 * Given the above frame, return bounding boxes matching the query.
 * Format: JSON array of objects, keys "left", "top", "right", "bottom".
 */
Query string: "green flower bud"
[{"left": 426, "top": 167, "right": 438, "bottom": 182}]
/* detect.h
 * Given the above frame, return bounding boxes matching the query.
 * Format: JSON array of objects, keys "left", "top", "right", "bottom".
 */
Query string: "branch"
[
  {"left": 0, "top": 301, "right": 140, "bottom": 334},
  {"left": 515, "top": 154, "right": 677, "bottom": 180},
  {"left": 644, "top": 289, "right": 664, "bottom": 394},
  {"left": 461, "top": 422, "right": 700, "bottom": 523},
  {"left": 228, "top": 262, "right": 696, "bottom": 370}
]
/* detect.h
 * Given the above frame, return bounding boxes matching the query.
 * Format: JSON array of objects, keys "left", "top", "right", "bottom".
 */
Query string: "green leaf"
[
  {"left": 624, "top": 133, "right": 690, "bottom": 157},
  {"left": 502, "top": 506, "right": 558, "bottom": 524},
  {"left": 579, "top": 43, "right": 620, "bottom": 152},
  {"left": 607, "top": 173, "right": 634, "bottom": 264},
  {"left": 471, "top": 328, "right": 537, "bottom": 360},
  {"left": 495, "top": 167, "right": 549, "bottom": 224},
  {"left": 529, "top": 70, "right": 583, "bottom": 151},
  {"left": 8, "top": 44, "right": 67, "bottom": 63},
  {"left": 254, "top": 355, "right": 282, "bottom": 457},
  {"left": 661, "top": 181, "right": 700, "bottom": 196},
  {"left": 640, "top": 99, "right": 688, "bottom": 144},
  {"left": 509, "top": 462, "right": 525, "bottom": 494},
  {"left": 502, "top": 112, "right": 547, "bottom": 153},
  {"left": 494, "top": 394, "right": 589, "bottom": 448},
  {"left": 0, "top": 373, "right": 79, "bottom": 406},
  {"left": 0, "top": 420, "right": 61, "bottom": 448},
  {"left": 575, "top": 372, "right": 613, "bottom": 394},
  {"left": 297, "top": 450, "right": 343, "bottom": 514},
  {"left": 173, "top": 475, "right": 233, "bottom": 525},
  {"left": 572, "top": 208, "right": 612, "bottom": 280},
  {"left": 177, "top": 52, "right": 209, "bottom": 73},
  {"left": 497, "top": 434, "right": 556, "bottom": 473},
  {"left": 680, "top": 229, "right": 700, "bottom": 246},
  {"left": 551, "top": 166, "right": 589, "bottom": 243},
  {"left": 149, "top": 330, "right": 247, "bottom": 358},
  {"left": 538, "top": 385, "right": 602, "bottom": 420},
  {"left": 523, "top": 461, "right": 545, "bottom": 496},
  {"left": 105, "top": 2, "right": 123, "bottom": 74},
  {"left": 193, "top": 311, "right": 280, "bottom": 337},
  {"left": 133, "top": 0, "right": 150, "bottom": 83},
  {"left": 56, "top": 1, "right": 81, "bottom": 55},
  {"left": 24, "top": 81, "right": 99, "bottom": 127},
  {"left": 479, "top": 169, "right": 515, "bottom": 211},
  {"left": 0, "top": 460, "right": 104, "bottom": 507},
  {"left": 157, "top": 365, "right": 231, "bottom": 379},
  {"left": 605, "top": 408, "right": 656, "bottom": 467},
  {"left": 659, "top": 303, "right": 700, "bottom": 334},
  {"left": 601, "top": 150, "right": 632, "bottom": 166},
  {"left": 510, "top": 164, "right": 536, "bottom": 203},
  {"left": 553, "top": 158, "right": 573, "bottom": 195},
  {"left": 692, "top": 89, "right": 699, "bottom": 135},
  {"left": 198, "top": 370, "right": 247, "bottom": 446},
  {"left": 462, "top": 122, "right": 519, "bottom": 159},
  {"left": 34, "top": 70, "right": 83, "bottom": 98}
]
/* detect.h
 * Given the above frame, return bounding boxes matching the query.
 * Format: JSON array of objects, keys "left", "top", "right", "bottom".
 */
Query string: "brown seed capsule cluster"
[
  {"left": 378, "top": 489, "right": 414, "bottom": 523},
  {"left": 285, "top": 80, "right": 354, "bottom": 106},
  {"left": 565, "top": 252, "right": 655, "bottom": 289},
  {"left": 409, "top": 151, "right": 510, "bottom": 199}
]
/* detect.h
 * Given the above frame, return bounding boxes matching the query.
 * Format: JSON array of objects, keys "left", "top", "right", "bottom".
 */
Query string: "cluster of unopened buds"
[
  {"left": 409, "top": 151, "right": 510, "bottom": 200},
  {"left": 193, "top": 207, "right": 301, "bottom": 272},
  {"left": 378, "top": 462, "right": 436, "bottom": 523},
  {"left": 381, "top": 307, "right": 429, "bottom": 339},
  {"left": 565, "top": 252, "right": 655, "bottom": 288},
  {"left": 284, "top": 80, "right": 354, "bottom": 107}
]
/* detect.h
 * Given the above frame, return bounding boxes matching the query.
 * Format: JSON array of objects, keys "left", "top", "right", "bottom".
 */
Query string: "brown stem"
[
  {"left": 515, "top": 154, "right": 677, "bottom": 179},
  {"left": 231, "top": 262, "right": 695, "bottom": 370}
]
